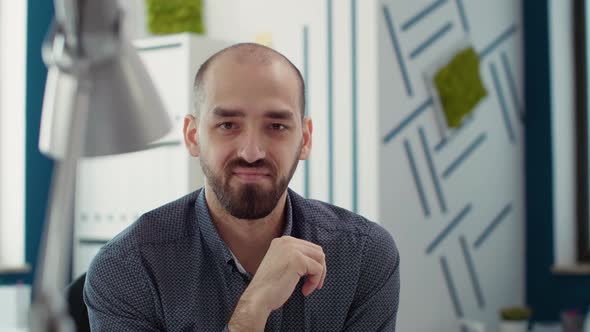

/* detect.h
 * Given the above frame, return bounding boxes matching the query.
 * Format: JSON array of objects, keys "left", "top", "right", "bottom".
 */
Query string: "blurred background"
[{"left": 0, "top": 0, "right": 587, "bottom": 331}]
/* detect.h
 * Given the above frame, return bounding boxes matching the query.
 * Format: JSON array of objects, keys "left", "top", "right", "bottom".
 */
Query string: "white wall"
[
  {"left": 0, "top": 284, "right": 30, "bottom": 328},
  {"left": 379, "top": 0, "right": 525, "bottom": 330},
  {"left": 118, "top": 0, "right": 149, "bottom": 39},
  {"left": 0, "top": 0, "right": 27, "bottom": 267},
  {"left": 549, "top": 0, "right": 576, "bottom": 267}
]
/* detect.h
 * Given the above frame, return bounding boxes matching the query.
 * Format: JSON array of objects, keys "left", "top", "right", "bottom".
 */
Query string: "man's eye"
[
  {"left": 270, "top": 123, "right": 287, "bottom": 131},
  {"left": 219, "top": 122, "right": 236, "bottom": 130}
]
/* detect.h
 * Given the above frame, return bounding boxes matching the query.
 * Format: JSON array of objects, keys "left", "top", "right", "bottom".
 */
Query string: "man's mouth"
[{"left": 232, "top": 167, "right": 272, "bottom": 182}]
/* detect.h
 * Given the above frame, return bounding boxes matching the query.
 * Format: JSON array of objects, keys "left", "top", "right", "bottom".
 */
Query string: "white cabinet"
[{"left": 72, "top": 34, "right": 230, "bottom": 278}]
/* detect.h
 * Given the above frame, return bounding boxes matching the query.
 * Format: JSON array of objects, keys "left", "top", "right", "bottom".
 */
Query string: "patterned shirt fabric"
[{"left": 84, "top": 188, "right": 400, "bottom": 331}]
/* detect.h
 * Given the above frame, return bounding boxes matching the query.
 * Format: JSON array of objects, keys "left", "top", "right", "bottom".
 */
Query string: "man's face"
[{"left": 185, "top": 56, "right": 312, "bottom": 219}]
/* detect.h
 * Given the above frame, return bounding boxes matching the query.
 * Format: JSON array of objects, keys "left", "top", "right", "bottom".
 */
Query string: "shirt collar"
[{"left": 195, "top": 188, "right": 294, "bottom": 266}]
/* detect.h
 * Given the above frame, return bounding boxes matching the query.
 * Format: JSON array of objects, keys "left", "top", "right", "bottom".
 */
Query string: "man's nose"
[{"left": 237, "top": 131, "right": 266, "bottom": 163}]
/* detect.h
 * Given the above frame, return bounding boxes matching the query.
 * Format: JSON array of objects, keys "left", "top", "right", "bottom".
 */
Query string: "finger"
[
  {"left": 291, "top": 240, "right": 326, "bottom": 290},
  {"left": 286, "top": 236, "right": 323, "bottom": 252},
  {"left": 298, "top": 238, "right": 324, "bottom": 252},
  {"left": 301, "top": 256, "right": 324, "bottom": 296},
  {"left": 298, "top": 246, "right": 327, "bottom": 290},
  {"left": 297, "top": 245, "right": 325, "bottom": 266}
]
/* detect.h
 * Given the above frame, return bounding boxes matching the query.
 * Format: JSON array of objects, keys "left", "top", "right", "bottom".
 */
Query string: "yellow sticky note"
[{"left": 254, "top": 32, "right": 273, "bottom": 48}]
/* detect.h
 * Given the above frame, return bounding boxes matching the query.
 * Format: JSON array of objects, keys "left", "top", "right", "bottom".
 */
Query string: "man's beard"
[{"left": 200, "top": 147, "right": 301, "bottom": 220}]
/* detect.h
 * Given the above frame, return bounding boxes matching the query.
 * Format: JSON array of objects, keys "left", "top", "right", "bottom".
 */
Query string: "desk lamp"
[{"left": 29, "top": 0, "right": 172, "bottom": 330}]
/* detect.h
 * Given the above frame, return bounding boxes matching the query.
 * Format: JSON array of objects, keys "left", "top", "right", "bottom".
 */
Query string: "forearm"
[{"left": 227, "top": 294, "right": 270, "bottom": 332}]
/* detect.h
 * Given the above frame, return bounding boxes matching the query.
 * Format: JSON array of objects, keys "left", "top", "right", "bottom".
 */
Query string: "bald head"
[{"left": 192, "top": 43, "right": 306, "bottom": 119}]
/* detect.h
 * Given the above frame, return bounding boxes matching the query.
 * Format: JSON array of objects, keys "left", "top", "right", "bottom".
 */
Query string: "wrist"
[{"left": 228, "top": 290, "right": 271, "bottom": 332}]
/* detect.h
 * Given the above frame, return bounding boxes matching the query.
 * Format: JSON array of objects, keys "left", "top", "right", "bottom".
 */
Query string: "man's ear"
[
  {"left": 183, "top": 115, "right": 200, "bottom": 157},
  {"left": 299, "top": 116, "right": 313, "bottom": 160}
]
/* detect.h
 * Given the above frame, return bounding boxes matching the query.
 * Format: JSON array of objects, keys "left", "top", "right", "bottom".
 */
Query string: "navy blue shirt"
[{"left": 84, "top": 188, "right": 400, "bottom": 331}]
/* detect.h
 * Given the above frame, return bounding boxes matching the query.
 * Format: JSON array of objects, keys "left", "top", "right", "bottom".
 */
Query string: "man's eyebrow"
[
  {"left": 212, "top": 107, "right": 245, "bottom": 117},
  {"left": 265, "top": 110, "right": 294, "bottom": 120}
]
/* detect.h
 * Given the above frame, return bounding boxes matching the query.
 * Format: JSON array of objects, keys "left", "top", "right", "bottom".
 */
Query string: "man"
[{"left": 84, "top": 43, "right": 400, "bottom": 331}]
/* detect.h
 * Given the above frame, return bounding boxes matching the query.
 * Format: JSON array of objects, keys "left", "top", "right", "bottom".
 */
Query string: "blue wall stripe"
[
  {"left": 434, "top": 116, "right": 475, "bottom": 153},
  {"left": 303, "top": 25, "right": 310, "bottom": 199},
  {"left": 9, "top": 1, "right": 56, "bottom": 286},
  {"left": 409, "top": 22, "right": 453, "bottom": 59},
  {"left": 442, "top": 132, "right": 487, "bottom": 179},
  {"left": 455, "top": 0, "right": 469, "bottom": 32},
  {"left": 434, "top": 138, "right": 449, "bottom": 153},
  {"left": 460, "top": 235, "right": 485, "bottom": 308},
  {"left": 479, "top": 23, "right": 517, "bottom": 59},
  {"left": 490, "top": 62, "right": 516, "bottom": 143},
  {"left": 327, "top": 0, "right": 334, "bottom": 204},
  {"left": 404, "top": 139, "right": 431, "bottom": 218},
  {"left": 474, "top": 204, "right": 512, "bottom": 249},
  {"left": 351, "top": 0, "right": 358, "bottom": 213},
  {"left": 440, "top": 256, "right": 464, "bottom": 317},
  {"left": 401, "top": 0, "right": 448, "bottom": 31},
  {"left": 426, "top": 204, "right": 471, "bottom": 254},
  {"left": 418, "top": 127, "right": 447, "bottom": 213},
  {"left": 382, "top": 5, "right": 413, "bottom": 97},
  {"left": 501, "top": 51, "right": 524, "bottom": 123},
  {"left": 383, "top": 98, "right": 433, "bottom": 144}
]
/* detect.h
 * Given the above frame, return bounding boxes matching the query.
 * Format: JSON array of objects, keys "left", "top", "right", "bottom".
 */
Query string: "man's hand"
[{"left": 228, "top": 236, "right": 326, "bottom": 331}]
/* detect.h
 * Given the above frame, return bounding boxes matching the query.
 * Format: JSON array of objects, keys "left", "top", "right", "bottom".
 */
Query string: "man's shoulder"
[
  {"left": 288, "top": 188, "right": 387, "bottom": 239},
  {"left": 289, "top": 188, "right": 399, "bottom": 280},
  {"left": 100, "top": 189, "right": 201, "bottom": 254}
]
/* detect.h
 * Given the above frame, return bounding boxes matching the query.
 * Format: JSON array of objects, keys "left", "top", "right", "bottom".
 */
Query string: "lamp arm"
[
  {"left": 54, "top": 0, "right": 80, "bottom": 55},
  {"left": 29, "top": 73, "right": 91, "bottom": 332}
]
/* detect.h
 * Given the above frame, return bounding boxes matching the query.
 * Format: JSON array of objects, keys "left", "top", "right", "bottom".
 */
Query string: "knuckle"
[
  {"left": 295, "top": 252, "right": 306, "bottom": 263},
  {"left": 309, "top": 241, "right": 321, "bottom": 249}
]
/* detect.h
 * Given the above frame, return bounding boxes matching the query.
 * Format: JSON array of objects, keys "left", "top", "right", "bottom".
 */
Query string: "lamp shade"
[{"left": 39, "top": 41, "right": 172, "bottom": 159}]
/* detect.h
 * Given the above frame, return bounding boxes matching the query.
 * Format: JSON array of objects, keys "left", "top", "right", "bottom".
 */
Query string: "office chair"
[{"left": 64, "top": 273, "right": 90, "bottom": 332}]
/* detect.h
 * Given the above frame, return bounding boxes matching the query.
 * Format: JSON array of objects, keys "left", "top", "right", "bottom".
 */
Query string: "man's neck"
[{"left": 204, "top": 185, "right": 288, "bottom": 274}]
